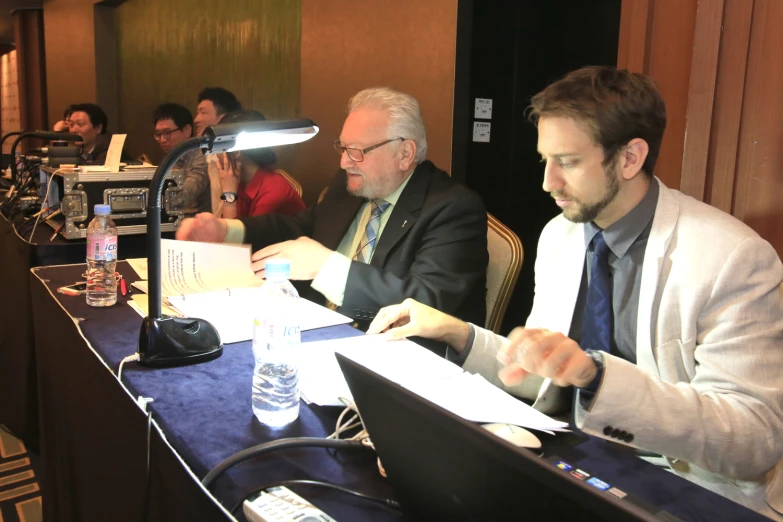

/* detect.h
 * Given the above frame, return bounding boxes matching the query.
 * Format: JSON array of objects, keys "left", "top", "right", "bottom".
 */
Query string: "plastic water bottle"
[
  {"left": 85, "top": 204, "right": 117, "bottom": 307},
  {"left": 252, "top": 259, "right": 301, "bottom": 427}
]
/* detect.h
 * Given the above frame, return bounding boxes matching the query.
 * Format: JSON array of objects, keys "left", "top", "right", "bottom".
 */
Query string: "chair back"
[
  {"left": 486, "top": 213, "right": 523, "bottom": 333},
  {"left": 317, "top": 186, "right": 329, "bottom": 203},
  {"left": 275, "top": 169, "right": 303, "bottom": 198}
]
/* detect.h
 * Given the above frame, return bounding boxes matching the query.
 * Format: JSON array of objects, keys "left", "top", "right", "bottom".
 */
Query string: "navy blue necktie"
[{"left": 580, "top": 231, "right": 612, "bottom": 353}]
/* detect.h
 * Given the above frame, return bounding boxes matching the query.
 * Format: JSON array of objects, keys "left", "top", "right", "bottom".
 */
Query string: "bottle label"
[
  {"left": 253, "top": 319, "right": 301, "bottom": 349},
  {"left": 87, "top": 235, "right": 118, "bottom": 261}
]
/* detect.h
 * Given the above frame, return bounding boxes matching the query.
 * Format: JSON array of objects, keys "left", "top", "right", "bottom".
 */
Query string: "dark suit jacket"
[{"left": 239, "top": 160, "right": 488, "bottom": 331}]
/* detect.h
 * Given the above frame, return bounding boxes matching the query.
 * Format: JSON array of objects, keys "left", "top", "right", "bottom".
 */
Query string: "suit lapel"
[
  {"left": 370, "top": 163, "right": 430, "bottom": 267},
  {"left": 636, "top": 178, "right": 678, "bottom": 374},
  {"left": 551, "top": 223, "right": 587, "bottom": 335}
]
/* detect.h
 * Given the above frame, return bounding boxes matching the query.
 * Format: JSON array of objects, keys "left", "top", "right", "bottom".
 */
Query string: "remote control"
[{"left": 243, "top": 485, "right": 338, "bottom": 522}]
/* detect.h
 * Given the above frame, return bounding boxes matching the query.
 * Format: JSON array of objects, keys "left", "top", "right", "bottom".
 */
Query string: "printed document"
[
  {"left": 126, "top": 240, "right": 352, "bottom": 342},
  {"left": 296, "top": 334, "right": 569, "bottom": 434}
]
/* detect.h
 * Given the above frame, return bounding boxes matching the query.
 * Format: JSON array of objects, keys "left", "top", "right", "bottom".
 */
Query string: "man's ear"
[
  {"left": 96, "top": 124, "right": 104, "bottom": 135},
  {"left": 621, "top": 138, "right": 649, "bottom": 180},
  {"left": 183, "top": 124, "right": 193, "bottom": 137},
  {"left": 399, "top": 139, "right": 417, "bottom": 170}
]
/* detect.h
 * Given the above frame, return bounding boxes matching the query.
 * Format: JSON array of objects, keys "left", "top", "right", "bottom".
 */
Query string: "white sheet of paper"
[
  {"left": 297, "top": 334, "right": 569, "bottom": 434},
  {"left": 297, "top": 335, "right": 464, "bottom": 406},
  {"left": 167, "top": 288, "right": 353, "bottom": 344},
  {"left": 127, "top": 258, "right": 148, "bottom": 280},
  {"left": 158, "top": 239, "right": 260, "bottom": 297},
  {"left": 403, "top": 373, "right": 569, "bottom": 434},
  {"left": 104, "top": 134, "right": 127, "bottom": 171}
]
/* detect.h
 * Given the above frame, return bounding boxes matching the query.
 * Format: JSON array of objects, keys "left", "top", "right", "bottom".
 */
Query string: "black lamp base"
[{"left": 138, "top": 316, "right": 223, "bottom": 368}]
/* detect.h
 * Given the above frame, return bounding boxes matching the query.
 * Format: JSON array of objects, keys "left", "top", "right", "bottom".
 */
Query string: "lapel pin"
[{"left": 402, "top": 220, "right": 407, "bottom": 228}]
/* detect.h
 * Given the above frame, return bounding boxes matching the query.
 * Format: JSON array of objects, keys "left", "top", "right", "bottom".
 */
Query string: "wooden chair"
[
  {"left": 317, "top": 186, "right": 329, "bottom": 203},
  {"left": 485, "top": 213, "right": 524, "bottom": 333},
  {"left": 274, "top": 168, "right": 303, "bottom": 198}
]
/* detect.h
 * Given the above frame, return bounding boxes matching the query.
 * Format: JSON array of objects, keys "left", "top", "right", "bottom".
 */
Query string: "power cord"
[
  {"left": 118, "top": 353, "right": 140, "bottom": 382},
  {"left": 143, "top": 406, "right": 152, "bottom": 522},
  {"left": 228, "top": 479, "right": 402, "bottom": 516},
  {"left": 202, "top": 438, "right": 368, "bottom": 489},
  {"left": 28, "top": 168, "right": 62, "bottom": 241}
]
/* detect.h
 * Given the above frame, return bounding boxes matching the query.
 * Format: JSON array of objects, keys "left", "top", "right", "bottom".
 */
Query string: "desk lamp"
[{"left": 138, "top": 119, "right": 319, "bottom": 367}]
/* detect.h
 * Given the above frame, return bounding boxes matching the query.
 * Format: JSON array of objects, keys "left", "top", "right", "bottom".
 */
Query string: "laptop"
[{"left": 336, "top": 353, "right": 664, "bottom": 522}]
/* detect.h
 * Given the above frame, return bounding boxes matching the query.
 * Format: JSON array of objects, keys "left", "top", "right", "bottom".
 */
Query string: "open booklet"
[
  {"left": 297, "top": 334, "right": 569, "bottom": 435},
  {"left": 126, "top": 239, "right": 353, "bottom": 344}
]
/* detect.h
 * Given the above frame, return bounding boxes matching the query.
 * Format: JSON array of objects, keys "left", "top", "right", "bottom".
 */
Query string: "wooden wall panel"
[
  {"left": 678, "top": 0, "right": 724, "bottom": 200},
  {"left": 116, "top": 0, "right": 301, "bottom": 163},
  {"left": 617, "top": 0, "right": 655, "bottom": 74},
  {"left": 645, "top": 0, "right": 698, "bottom": 190},
  {"left": 296, "top": 0, "right": 458, "bottom": 203},
  {"left": 705, "top": 0, "right": 753, "bottom": 213},
  {"left": 732, "top": 0, "right": 783, "bottom": 253},
  {"left": 619, "top": 0, "right": 783, "bottom": 258},
  {"left": 43, "top": 0, "right": 97, "bottom": 129}
]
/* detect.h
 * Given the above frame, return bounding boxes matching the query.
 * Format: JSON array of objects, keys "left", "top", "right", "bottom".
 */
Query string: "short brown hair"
[{"left": 529, "top": 66, "right": 666, "bottom": 176}]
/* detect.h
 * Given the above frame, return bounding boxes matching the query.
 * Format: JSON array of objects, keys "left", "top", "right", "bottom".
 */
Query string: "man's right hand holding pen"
[{"left": 366, "top": 298, "right": 598, "bottom": 390}]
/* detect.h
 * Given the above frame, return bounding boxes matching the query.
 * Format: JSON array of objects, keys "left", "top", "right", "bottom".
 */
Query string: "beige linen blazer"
[{"left": 464, "top": 179, "right": 783, "bottom": 518}]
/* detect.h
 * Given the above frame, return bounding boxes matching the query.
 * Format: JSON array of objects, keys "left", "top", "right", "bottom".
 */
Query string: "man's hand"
[
  {"left": 366, "top": 299, "right": 471, "bottom": 350},
  {"left": 496, "top": 328, "right": 597, "bottom": 388},
  {"left": 251, "top": 237, "right": 332, "bottom": 280},
  {"left": 175, "top": 213, "right": 228, "bottom": 242}
]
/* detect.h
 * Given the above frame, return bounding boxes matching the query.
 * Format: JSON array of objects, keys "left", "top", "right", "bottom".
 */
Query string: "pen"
[{"left": 536, "top": 377, "right": 553, "bottom": 402}]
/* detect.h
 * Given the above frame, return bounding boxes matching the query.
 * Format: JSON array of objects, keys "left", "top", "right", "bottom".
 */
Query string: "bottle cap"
[
  {"left": 94, "top": 204, "right": 111, "bottom": 215},
  {"left": 265, "top": 258, "right": 291, "bottom": 278}
]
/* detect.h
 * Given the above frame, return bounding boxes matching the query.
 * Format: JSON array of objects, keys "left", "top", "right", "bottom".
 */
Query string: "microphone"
[{"left": 28, "top": 130, "right": 82, "bottom": 142}]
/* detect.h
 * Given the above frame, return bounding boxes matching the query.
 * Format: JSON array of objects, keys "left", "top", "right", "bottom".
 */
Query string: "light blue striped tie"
[{"left": 354, "top": 199, "right": 390, "bottom": 264}]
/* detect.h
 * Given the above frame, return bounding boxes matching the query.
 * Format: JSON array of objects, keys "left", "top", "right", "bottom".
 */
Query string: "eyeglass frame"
[
  {"left": 153, "top": 127, "right": 183, "bottom": 141},
  {"left": 333, "top": 137, "right": 404, "bottom": 162}
]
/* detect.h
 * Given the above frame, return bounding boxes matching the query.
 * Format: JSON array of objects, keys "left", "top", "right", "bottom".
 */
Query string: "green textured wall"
[{"left": 116, "top": 0, "right": 301, "bottom": 162}]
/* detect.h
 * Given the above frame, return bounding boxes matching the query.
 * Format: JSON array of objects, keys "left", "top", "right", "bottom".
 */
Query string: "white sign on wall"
[
  {"left": 474, "top": 98, "right": 493, "bottom": 119},
  {"left": 472, "top": 121, "right": 491, "bottom": 143}
]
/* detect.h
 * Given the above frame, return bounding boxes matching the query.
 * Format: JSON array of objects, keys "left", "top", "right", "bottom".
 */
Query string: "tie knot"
[
  {"left": 591, "top": 231, "right": 610, "bottom": 260},
  {"left": 371, "top": 199, "right": 390, "bottom": 216}
]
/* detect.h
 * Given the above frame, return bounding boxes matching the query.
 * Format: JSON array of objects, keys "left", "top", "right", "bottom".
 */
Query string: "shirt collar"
[
  {"left": 584, "top": 179, "right": 659, "bottom": 258},
  {"left": 377, "top": 168, "right": 414, "bottom": 208}
]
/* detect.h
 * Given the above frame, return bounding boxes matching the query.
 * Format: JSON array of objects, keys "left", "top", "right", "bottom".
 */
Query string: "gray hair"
[{"left": 347, "top": 87, "right": 428, "bottom": 164}]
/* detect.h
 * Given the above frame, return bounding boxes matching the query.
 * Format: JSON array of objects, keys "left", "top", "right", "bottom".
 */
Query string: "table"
[
  {"left": 0, "top": 211, "right": 163, "bottom": 451},
  {"left": 28, "top": 262, "right": 767, "bottom": 522}
]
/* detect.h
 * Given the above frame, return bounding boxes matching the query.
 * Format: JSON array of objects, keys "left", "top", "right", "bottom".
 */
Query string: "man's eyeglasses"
[
  {"left": 153, "top": 127, "right": 182, "bottom": 141},
  {"left": 334, "top": 137, "right": 404, "bottom": 162}
]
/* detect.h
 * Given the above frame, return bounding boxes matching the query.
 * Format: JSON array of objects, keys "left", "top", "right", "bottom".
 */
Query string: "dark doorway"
[{"left": 453, "top": 0, "right": 622, "bottom": 334}]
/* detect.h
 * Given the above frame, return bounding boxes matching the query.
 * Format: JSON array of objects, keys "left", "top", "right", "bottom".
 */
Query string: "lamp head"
[{"left": 201, "top": 118, "right": 319, "bottom": 154}]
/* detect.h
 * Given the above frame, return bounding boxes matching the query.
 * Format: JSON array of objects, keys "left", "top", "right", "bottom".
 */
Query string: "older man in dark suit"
[{"left": 176, "top": 87, "right": 488, "bottom": 335}]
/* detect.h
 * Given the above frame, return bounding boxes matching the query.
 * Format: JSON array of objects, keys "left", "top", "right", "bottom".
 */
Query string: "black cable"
[
  {"left": 202, "top": 437, "right": 367, "bottom": 489},
  {"left": 228, "top": 479, "right": 402, "bottom": 516}
]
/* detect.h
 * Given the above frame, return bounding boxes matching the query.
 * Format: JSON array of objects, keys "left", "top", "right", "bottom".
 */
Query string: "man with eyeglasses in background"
[
  {"left": 176, "top": 87, "right": 488, "bottom": 340},
  {"left": 153, "top": 103, "right": 211, "bottom": 214}
]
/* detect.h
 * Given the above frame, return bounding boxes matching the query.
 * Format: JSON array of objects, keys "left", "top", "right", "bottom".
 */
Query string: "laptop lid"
[{"left": 336, "top": 353, "right": 660, "bottom": 522}]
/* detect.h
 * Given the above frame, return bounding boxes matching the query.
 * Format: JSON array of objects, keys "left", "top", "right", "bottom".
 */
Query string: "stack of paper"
[
  {"left": 125, "top": 239, "right": 353, "bottom": 343},
  {"left": 296, "top": 334, "right": 569, "bottom": 434}
]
